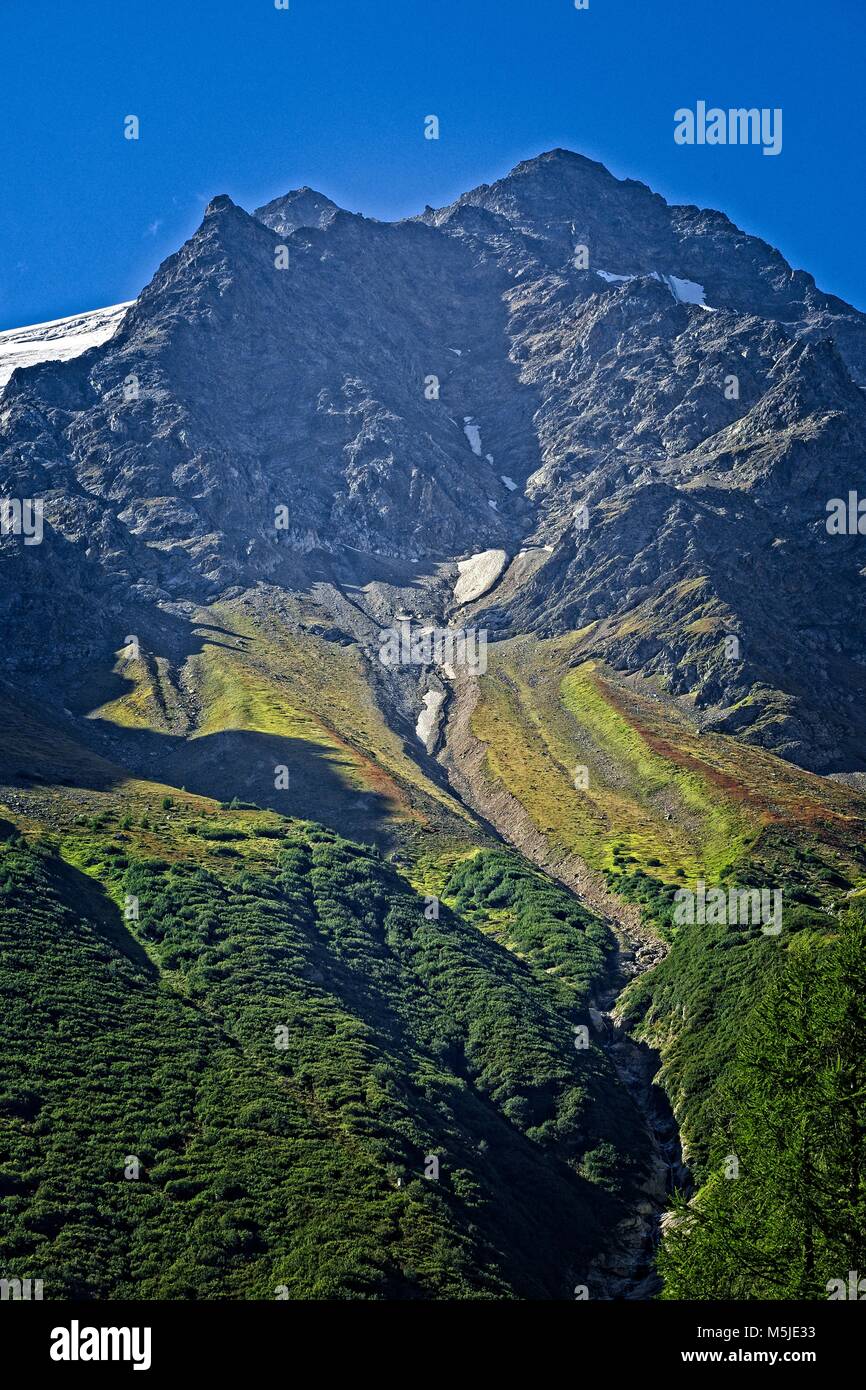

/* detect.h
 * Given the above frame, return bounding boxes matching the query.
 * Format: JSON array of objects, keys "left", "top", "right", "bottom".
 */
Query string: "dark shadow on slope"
[
  {"left": 47, "top": 851, "right": 157, "bottom": 978},
  {"left": 2, "top": 706, "right": 397, "bottom": 847},
  {"left": 0, "top": 596, "right": 401, "bottom": 846},
  {"left": 148, "top": 726, "right": 397, "bottom": 844}
]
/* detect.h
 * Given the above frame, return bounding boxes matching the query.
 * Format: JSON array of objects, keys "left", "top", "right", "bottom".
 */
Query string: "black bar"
[{"left": 2, "top": 1299, "right": 860, "bottom": 1376}]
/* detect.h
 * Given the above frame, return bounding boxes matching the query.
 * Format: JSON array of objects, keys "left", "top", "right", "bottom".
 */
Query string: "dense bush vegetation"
[
  {"left": 7, "top": 785, "right": 858, "bottom": 1303},
  {"left": 0, "top": 825, "right": 645, "bottom": 1299},
  {"left": 622, "top": 895, "right": 866, "bottom": 1298},
  {"left": 655, "top": 909, "right": 866, "bottom": 1298},
  {"left": 447, "top": 849, "right": 615, "bottom": 1003}
]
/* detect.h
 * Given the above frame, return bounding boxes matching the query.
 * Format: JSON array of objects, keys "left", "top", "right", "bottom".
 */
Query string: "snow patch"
[
  {"left": 664, "top": 274, "right": 707, "bottom": 307},
  {"left": 594, "top": 268, "right": 714, "bottom": 311},
  {"left": 415, "top": 690, "right": 445, "bottom": 747},
  {"left": 0, "top": 302, "right": 133, "bottom": 391},
  {"left": 500, "top": 475, "right": 517, "bottom": 491},
  {"left": 454, "top": 548, "right": 508, "bottom": 604},
  {"left": 463, "top": 418, "right": 482, "bottom": 455}
]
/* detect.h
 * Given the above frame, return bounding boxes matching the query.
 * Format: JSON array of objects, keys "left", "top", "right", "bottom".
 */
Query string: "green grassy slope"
[
  {"left": 470, "top": 635, "right": 866, "bottom": 892},
  {"left": 79, "top": 597, "right": 476, "bottom": 850}
]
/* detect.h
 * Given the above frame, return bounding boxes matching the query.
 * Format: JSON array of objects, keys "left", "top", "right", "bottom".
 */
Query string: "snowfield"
[
  {"left": 594, "top": 268, "right": 712, "bottom": 310},
  {"left": 0, "top": 302, "right": 133, "bottom": 391},
  {"left": 415, "top": 689, "right": 445, "bottom": 747},
  {"left": 454, "top": 548, "right": 508, "bottom": 604},
  {"left": 664, "top": 274, "right": 708, "bottom": 307},
  {"left": 463, "top": 417, "right": 483, "bottom": 455}
]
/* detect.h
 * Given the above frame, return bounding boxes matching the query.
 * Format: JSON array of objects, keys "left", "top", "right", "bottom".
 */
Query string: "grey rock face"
[
  {"left": 2, "top": 148, "right": 865, "bottom": 771},
  {"left": 254, "top": 187, "right": 341, "bottom": 236}
]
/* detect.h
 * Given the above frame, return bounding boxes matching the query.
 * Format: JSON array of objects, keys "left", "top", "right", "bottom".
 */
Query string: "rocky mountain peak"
[
  {"left": 2, "top": 148, "right": 866, "bottom": 771},
  {"left": 254, "top": 186, "right": 341, "bottom": 235},
  {"left": 204, "top": 193, "right": 238, "bottom": 216}
]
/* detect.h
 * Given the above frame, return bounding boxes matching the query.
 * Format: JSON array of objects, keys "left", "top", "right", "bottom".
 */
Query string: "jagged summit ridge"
[
  {"left": 2, "top": 148, "right": 866, "bottom": 770},
  {"left": 254, "top": 186, "right": 341, "bottom": 235}
]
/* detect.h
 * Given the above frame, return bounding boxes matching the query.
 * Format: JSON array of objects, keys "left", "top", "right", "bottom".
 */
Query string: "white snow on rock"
[
  {"left": 448, "top": 347, "right": 463, "bottom": 356},
  {"left": 486, "top": 452, "right": 494, "bottom": 463},
  {"left": 454, "top": 548, "right": 508, "bottom": 604},
  {"left": 500, "top": 475, "right": 517, "bottom": 491},
  {"left": 594, "top": 268, "right": 714, "bottom": 310},
  {"left": 463, "top": 418, "right": 482, "bottom": 455},
  {"left": 664, "top": 274, "right": 707, "bottom": 307},
  {"left": 415, "top": 690, "right": 445, "bottom": 747},
  {"left": 0, "top": 302, "right": 133, "bottom": 391}
]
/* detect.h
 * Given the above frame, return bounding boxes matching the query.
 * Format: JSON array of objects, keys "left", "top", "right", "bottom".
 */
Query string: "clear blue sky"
[{"left": 1, "top": 0, "right": 863, "bottom": 330}]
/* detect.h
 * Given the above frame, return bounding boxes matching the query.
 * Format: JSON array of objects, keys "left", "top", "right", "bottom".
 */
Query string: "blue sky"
[{"left": 0, "top": 0, "right": 863, "bottom": 329}]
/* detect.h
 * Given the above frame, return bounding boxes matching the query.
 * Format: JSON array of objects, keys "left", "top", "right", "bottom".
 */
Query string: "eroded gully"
[{"left": 436, "top": 670, "right": 691, "bottom": 1298}]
